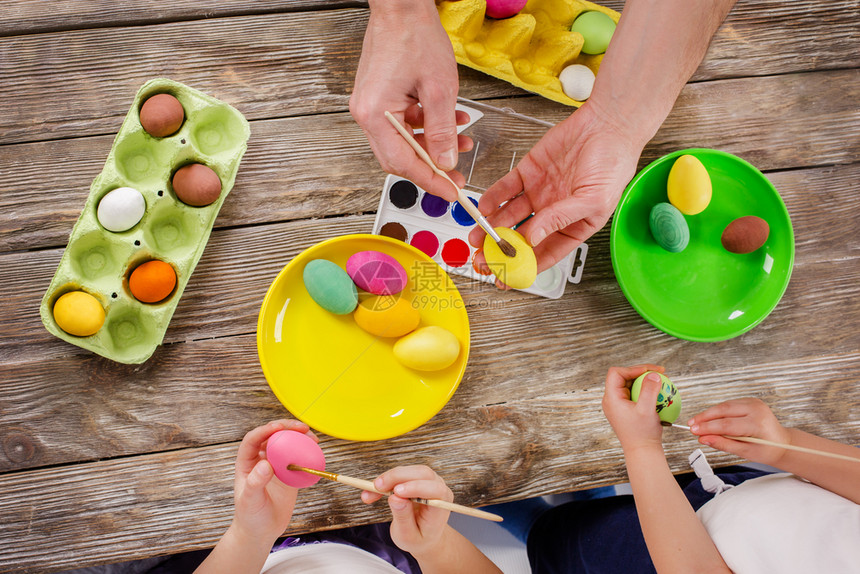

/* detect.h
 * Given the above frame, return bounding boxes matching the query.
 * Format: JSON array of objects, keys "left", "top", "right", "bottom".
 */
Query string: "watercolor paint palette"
[
  {"left": 437, "top": 0, "right": 619, "bottom": 106},
  {"left": 40, "top": 78, "right": 250, "bottom": 363},
  {"left": 373, "top": 175, "right": 587, "bottom": 298}
]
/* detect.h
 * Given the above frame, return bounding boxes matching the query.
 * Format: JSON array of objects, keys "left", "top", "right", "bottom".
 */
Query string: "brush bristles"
[{"left": 498, "top": 239, "right": 517, "bottom": 258}]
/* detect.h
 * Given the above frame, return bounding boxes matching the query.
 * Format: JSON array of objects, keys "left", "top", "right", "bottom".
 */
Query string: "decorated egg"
[
  {"left": 265, "top": 430, "right": 325, "bottom": 488},
  {"left": 129, "top": 260, "right": 177, "bottom": 303},
  {"left": 354, "top": 295, "right": 420, "bottom": 338},
  {"left": 346, "top": 251, "right": 408, "bottom": 295},
  {"left": 570, "top": 11, "right": 616, "bottom": 55},
  {"left": 559, "top": 64, "right": 595, "bottom": 101},
  {"left": 721, "top": 216, "right": 770, "bottom": 254},
  {"left": 485, "top": 0, "right": 528, "bottom": 19},
  {"left": 53, "top": 291, "right": 105, "bottom": 337},
  {"left": 303, "top": 259, "right": 358, "bottom": 315},
  {"left": 139, "top": 93, "right": 185, "bottom": 138},
  {"left": 97, "top": 187, "right": 146, "bottom": 232},
  {"left": 483, "top": 228, "right": 537, "bottom": 289},
  {"left": 649, "top": 203, "right": 689, "bottom": 253},
  {"left": 667, "top": 155, "right": 712, "bottom": 215},
  {"left": 393, "top": 326, "right": 461, "bottom": 371},
  {"left": 631, "top": 371, "right": 681, "bottom": 424},
  {"left": 172, "top": 163, "right": 222, "bottom": 207}
]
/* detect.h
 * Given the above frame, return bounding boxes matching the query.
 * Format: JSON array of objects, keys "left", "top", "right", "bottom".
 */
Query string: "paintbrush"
[
  {"left": 288, "top": 464, "right": 503, "bottom": 522},
  {"left": 661, "top": 422, "right": 860, "bottom": 464},
  {"left": 384, "top": 110, "right": 517, "bottom": 258}
]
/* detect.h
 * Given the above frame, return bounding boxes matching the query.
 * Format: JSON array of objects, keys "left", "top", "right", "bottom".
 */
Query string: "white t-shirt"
[
  {"left": 696, "top": 473, "right": 860, "bottom": 573},
  {"left": 261, "top": 542, "right": 404, "bottom": 574}
]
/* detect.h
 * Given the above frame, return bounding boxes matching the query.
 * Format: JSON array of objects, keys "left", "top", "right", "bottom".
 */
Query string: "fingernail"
[
  {"left": 645, "top": 372, "right": 661, "bottom": 383},
  {"left": 374, "top": 478, "right": 384, "bottom": 490},
  {"left": 393, "top": 484, "right": 406, "bottom": 496},
  {"left": 531, "top": 228, "right": 546, "bottom": 246},
  {"left": 701, "top": 438, "right": 713, "bottom": 447},
  {"left": 687, "top": 419, "right": 695, "bottom": 426},
  {"left": 438, "top": 150, "right": 457, "bottom": 171},
  {"left": 390, "top": 497, "right": 408, "bottom": 510},
  {"left": 691, "top": 424, "right": 699, "bottom": 433}
]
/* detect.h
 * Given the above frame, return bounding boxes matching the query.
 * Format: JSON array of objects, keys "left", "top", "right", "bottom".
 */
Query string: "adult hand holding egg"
[{"left": 469, "top": 105, "right": 639, "bottom": 272}]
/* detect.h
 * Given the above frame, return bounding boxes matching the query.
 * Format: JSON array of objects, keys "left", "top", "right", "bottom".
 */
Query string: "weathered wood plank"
[
  {"left": 1, "top": 1, "right": 858, "bottom": 145},
  {"left": 1, "top": 350, "right": 858, "bottom": 571},
  {"left": 2, "top": 69, "right": 859, "bottom": 254},
  {"left": 0, "top": 1, "right": 366, "bottom": 36}
]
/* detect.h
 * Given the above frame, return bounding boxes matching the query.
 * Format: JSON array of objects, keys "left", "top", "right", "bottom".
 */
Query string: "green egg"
[
  {"left": 303, "top": 259, "right": 358, "bottom": 315},
  {"left": 649, "top": 202, "right": 689, "bottom": 253},
  {"left": 571, "top": 11, "right": 616, "bottom": 55},
  {"left": 631, "top": 371, "right": 681, "bottom": 423}
]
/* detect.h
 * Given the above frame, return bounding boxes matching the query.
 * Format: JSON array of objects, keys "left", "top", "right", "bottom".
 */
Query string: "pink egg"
[
  {"left": 486, "top": 0, "right": 528, "bottom": 19},
  {"left": 346, "top": 251, "right": 408, "bottom": 295},
  {"left": 265, "top": 430, "right": 326, "bottom": 488}
]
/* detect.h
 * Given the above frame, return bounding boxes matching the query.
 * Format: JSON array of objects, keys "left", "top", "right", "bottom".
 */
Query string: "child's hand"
[
  {"left": 689, "top": 398, "right": 791, "bottom": 466},
  {"left": 231, "top": 420, "right": 317, "bottom": 544},
  {"left": 602, "top": 364, "right": 667, "bottom": 454},
  {"left": 361, "top": 465, "right": 453, "bottom": 558}
]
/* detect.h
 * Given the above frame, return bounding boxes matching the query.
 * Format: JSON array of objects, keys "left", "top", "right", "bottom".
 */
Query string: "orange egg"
[{"left": 129, "top": 260, "right": 177, "bottom": 303}]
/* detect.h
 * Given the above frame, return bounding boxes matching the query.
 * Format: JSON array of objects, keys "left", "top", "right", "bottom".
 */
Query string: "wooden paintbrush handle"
[{"left": 725, "top": 435, "right": 860, "bottom": 463}]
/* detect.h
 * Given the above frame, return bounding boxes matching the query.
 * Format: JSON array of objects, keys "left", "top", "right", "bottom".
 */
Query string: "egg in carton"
[
  {"left": 40, "top": 78, "right": 250, "bottom": 364},
  {"left": 437, "top": 0, "right": 619, "bottom": 106}
]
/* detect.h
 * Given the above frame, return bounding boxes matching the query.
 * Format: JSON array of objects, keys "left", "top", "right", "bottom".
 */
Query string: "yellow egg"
[
  {"left": 667, "top": 154, "right": 712, "bottom": 215},
  {"left": 53, "top": 291, "right": 105, "bottom": 337},
  {"left": 483, "top": 227, "right": 537, "bottom": 289},
  {"left": 354, "top": 295, "right": 420, "bottom": 338},
  {"left": 393, "top": 326, "right": 461, "bottom": 371}
]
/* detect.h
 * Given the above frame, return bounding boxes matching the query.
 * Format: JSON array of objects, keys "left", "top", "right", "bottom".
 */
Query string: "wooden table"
[{"left": 1, "top": 1, "right": 858, "bottom": 571}]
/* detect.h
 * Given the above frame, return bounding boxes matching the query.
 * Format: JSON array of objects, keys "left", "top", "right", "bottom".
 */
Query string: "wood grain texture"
[
  {"left": 1, "top": 0, "right": 859, "bottom": 570},
  {"left": 0, "top": 350, "right": 857, "bottom": 572},
  {"left": 0, "top": 1, "right": 367, "bottom": 36},
  {"left": 1, "top": 1, "right": 858, "bottom": 145},
  {"left": 2, "top": 68, "right": 859, "bottom": 254}
]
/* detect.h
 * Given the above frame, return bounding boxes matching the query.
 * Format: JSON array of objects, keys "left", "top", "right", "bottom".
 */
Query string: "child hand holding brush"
[
  {"left": 572, "top": 365, "right": 860, "bottom": 574},
  {"left": 195, "top": 419, "right": 501, "bottom": 574}
]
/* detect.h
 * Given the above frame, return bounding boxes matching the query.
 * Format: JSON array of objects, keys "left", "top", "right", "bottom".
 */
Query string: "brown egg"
[
  {"left": 172, "top": 163, "right": 222, "bottom": 207},
  {"left": 721, "top": 216, "right": 770, "bottom": 254},
  {"left": 139, "top": 93, "right": 185, "bottom": 137}
]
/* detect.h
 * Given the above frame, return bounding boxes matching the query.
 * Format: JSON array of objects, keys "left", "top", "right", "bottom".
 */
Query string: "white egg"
[
  {"left": 97, "top": 187, "right": 146, "bottom": 232},
  {"left": 559, "top": 64, "right": 596, "bottom": 101}
]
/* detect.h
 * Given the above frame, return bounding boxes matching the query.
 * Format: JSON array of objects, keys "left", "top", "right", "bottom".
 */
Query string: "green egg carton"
[
  {"left": 437, "top": 0, "right": 619, "bottom": 106},
  {"left": 40, "top": 78, "right": 250, "bottom": 364}
]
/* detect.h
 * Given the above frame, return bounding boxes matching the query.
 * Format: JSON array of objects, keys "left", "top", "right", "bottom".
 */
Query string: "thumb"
[
  {"left": 388, "top": 494, "right": 419, "bottom": 540},
  {"left": 241, "top": 459, "right": 274, "bottom": 511},
  {"left": 419, "top": 97, "right": 458, "bottom": 171},
  {"left": 637, "top": 372, "right": 664, "bottom": 414}
]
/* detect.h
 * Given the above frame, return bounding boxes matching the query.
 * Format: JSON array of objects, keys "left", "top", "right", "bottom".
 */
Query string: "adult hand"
[
  {"left": 689, "top": 398, "right": 792, "bottom": 467},
  {"left": 350, "top": 0, "right": 471, "bottom": 201},
  {"left": 232, "top": 420, "right": 317, "bottom": 543},
  {"left": 361, "top": 465, "right": 453, "bottom": 557},
  {"left": 469, "top": 102, "right": 642, "bottom": 272},
  {"left": 602, "top": 364, "right": 667, "bottom": 454}
]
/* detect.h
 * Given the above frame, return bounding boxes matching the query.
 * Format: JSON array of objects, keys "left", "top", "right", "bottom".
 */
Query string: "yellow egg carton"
[
  {"left": 40, "top": 78, "right": 250, "bottom": 364},
  {"left": 437, "top": 0, "right": 619, "bottom": 106}
]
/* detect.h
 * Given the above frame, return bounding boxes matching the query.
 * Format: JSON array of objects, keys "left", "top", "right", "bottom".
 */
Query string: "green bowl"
[{"left": 610, "top": 149, "right": 794, "bottom": 342}]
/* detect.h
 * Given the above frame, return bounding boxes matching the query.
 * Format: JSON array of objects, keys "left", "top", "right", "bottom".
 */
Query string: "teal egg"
[
  {"left": 571, "top": 11, "right": 616, "bottom": 55},
  {"left": 302, "top": 259, "right": 358, "bottom": 315},
  {"left": 649, "top": 203, "right": 689, "bottom": 253},
  {"left": 630, "top": 372, "right": 681, "bottom": 423}
]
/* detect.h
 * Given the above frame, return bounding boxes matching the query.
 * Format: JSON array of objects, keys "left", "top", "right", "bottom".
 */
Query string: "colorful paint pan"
[{"left": 373, "top": 175, "right": 586, "bottom": 298}]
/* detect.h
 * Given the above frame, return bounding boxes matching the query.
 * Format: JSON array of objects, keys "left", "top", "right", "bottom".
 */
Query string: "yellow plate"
[{"left": 257, "top": 234, "right": 470, "bottom": 441}]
